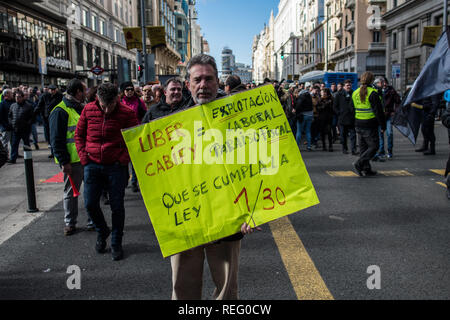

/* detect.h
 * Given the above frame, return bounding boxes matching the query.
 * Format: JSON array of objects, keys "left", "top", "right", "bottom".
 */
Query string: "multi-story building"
[
  {"left": 274, "top": 0, "right": 303, "bottom": 81},
  {"left": 296, "top": 0, "right": 325, "bottom": 75},
  {"left": 0, "top": 0, "right": 140, "bottom": 88},
  {"left": 254, "top": 0, "right": 389, "bottom": 81},
  {"left": 383, "top": 0, "right": 449, "bottom": 93},
  {"left": 141, "top": 0, "right": 181, "bottom": 77},
  {"left": 71, "top": 0, "right": 139, "bottom": 86},
  {"left": 233, "top": 63, "right": 252, "bottom": 84},
  {"left": 221, "top": 47, "right": 235, "bottom": 82},
  {"left": 0, "top": 0, "right": 75, "bottom": 87},
  {"left": 321, "top": 0, "right": 387, "bottom": 78},
  {"left": 252, "top": 11, "right": 275, "bottom": 84},
  {"left": 174, "top": 0, "right": 189, "bottom": 63}
]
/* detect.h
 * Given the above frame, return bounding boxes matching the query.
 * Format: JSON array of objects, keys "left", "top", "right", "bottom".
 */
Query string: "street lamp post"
[{"left": 140, "top": 0, "right": 147, "bottom": 83}]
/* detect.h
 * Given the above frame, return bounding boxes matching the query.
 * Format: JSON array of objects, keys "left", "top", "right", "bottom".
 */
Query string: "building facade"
[
  {"left": 253, "top": 0, "right": 389, "bottom": 82},
  {"left": 383, "top": 0, "right": 449, "bottom": 93},
  {"left": 252, "top": 11, "right": 275, "bottom": 84},
  {"left": 70, "top": 0, "right": 139, "bottom": 87},
  {"left": 0, "top": 0, "right": 75, "bottom": 87}
]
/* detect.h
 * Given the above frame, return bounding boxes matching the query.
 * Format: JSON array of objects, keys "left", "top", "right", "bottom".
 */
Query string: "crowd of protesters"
[
  {"left": 0, "top": 62, "right": 449, "bottom": 259},
  {"left": 0, "top": 53, "right": 449, "bottom": 302}
]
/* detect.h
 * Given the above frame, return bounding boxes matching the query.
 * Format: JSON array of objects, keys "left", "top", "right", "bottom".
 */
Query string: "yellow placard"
[
  {"left": 123, "top": 27, "right": 142, "bottom": 50},
  {"left": 122, "top": 85, "right": 319, "bottom": 257},
  {"left": 422, "top": 26, "right": 442, "bottom": 47},
  {"left": 147, "top": 26, "right": 166, "bottom": 47}
]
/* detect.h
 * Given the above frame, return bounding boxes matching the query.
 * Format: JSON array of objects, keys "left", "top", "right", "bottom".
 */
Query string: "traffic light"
[
  {"left": 138, "top": 64, "right": 144, "bottom": 79},
  {"left": 280, "top": 50, "right": 284, "bottom": 60}
]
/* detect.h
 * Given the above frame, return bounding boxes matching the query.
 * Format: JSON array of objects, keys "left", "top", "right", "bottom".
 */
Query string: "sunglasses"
[{"left": 125, "top": 87, "right": 134, "bottom": 91}]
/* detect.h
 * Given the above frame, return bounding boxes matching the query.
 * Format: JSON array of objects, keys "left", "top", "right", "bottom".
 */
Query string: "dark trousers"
[
  {"left": 355, "top": 127, "right": 379, "bottom": 171},
  {"left": 339, "top": 124, "right": 357, "bottom": 152},
  {"left": 83, "top": 162, "right": 128, "bottom": 248},
  {"left": 421, "top": 122, "right": 436, "bottom": 148},
  {"left": 10, "top": 130, "right": 30, "bottom": 161}
]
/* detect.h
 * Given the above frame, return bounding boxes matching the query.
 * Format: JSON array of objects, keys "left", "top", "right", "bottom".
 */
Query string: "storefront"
[{"left": 0, "top": 3, "right": 75, "bottom": 88}]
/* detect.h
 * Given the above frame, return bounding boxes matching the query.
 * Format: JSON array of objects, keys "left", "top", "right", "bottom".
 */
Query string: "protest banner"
[{"left": 122, "top": 85, "right": 319, "bottom": 257}]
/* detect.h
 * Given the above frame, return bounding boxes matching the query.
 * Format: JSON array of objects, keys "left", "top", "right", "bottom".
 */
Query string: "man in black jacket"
[
  {"left": 142, "top": 78, "right": 186, "bottom": 123},
  {"left": 35, "top": 84, "right": 63, "bottom": 157},
  {"left": 294, "top": 87, "right": 314, "bottom": 150},
  {"left": 333, "top": 80, "right": 357, "bottom": 154},
  {"left": 8, "top": 90, "right": 34, "bottom": 164}
]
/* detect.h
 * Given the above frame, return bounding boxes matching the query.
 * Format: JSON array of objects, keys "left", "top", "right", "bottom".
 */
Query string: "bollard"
[{"left": 23, "top": 145, "right": 39, "bottom": 213}]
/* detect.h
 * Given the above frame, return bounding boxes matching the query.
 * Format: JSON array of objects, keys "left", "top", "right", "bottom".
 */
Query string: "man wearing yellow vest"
[
  {"left": 351, "top": 71, "right": 386, "bottom": 176},
  {"left": 49, "top": 79, "right": 93, "bottom": 235}
]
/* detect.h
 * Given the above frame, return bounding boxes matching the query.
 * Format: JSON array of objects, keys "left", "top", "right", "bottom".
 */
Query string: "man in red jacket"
[{"left": 75, "top": 83, "right": 138, "bottom": 261}]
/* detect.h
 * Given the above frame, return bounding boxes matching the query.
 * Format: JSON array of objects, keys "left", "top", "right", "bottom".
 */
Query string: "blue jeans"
[
  {"left": 378, "top": 116, "right": 393, "bottom": 155},
  {"left": 296, "top": 114, "right": 313, "bottom": 149},
  {"left": 84, "top": 162, "right": 128, "bottom": 247}
]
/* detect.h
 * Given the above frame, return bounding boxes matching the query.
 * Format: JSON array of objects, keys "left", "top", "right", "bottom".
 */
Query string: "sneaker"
[
  {"left": 343, "top": 150, "right": 349, "bottom": 154},
  {"left": 86, "top": 224, "right": 95, "bottom": 231},
  {"left": 111, "top": 246, "right": 124, "bottom": 261},
  {"left": 387, "top": 153, "right": 393, "bottom": 159},
  {"left": 7, "top": 160, "right": 16, "bottom": 164},
  {"left": 64, "top": 226, "right": 76, "bottom": 236}
]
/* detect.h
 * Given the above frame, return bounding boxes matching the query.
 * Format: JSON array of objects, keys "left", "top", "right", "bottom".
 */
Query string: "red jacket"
[{"left": 75, "top": 99, "right": 139, "bottom": 166}]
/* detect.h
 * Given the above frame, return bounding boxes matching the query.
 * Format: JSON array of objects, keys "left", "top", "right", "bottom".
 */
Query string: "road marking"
[
  {"left": 436, "top": 182, "right": 446, "bottom": 188},
  {"left": 430, "top": 169, "right": 445, "bottom": 176},
  {"left": 40, "top": 172, "right": 64, "bottom": 184},
  {"left": 326, "top": 171, "right": 358, "bottom": 177},
  {"left": 269, "top": 216, "right": 334, "bottom": 300},
  {"left": 378, "top": 170, "right": 413, "bottom": 177}
]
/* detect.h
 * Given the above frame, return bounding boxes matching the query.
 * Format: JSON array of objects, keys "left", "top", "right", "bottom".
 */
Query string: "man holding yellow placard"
[{"left": 122, "top": 54, "right": 319, "bottom": 299}]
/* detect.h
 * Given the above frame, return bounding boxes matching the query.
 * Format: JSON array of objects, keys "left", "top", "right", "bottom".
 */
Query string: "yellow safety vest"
[
  {"left": 352, "top": 87, "right": 377, "bottom": 120},
  {"left": 50, "top": 100, "right": 81, "bottom": 164}
]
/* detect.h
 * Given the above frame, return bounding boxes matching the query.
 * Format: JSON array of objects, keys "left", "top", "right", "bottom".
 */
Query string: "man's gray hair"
[
  {"left": 97, "top": 83, "right": 119, "bottom": 104},
  {"left": 186, "top": 54, "right": 218, "bottom": 80}
]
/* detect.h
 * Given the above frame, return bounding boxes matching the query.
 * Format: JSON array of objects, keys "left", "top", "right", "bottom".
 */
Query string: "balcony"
[
  {"left": 330, "top": 44, "right": 355, "bottom": 60},
  {"left": 368, "top": 0, "right": 386, "bottom": 4},
  {"left": 346, "top": 0, "right": 355, "bottom": 9},
  {"left": 368, "top": 42, "right": 386, "bottom": 52},
  {"left": 335, "top": 28, "right": 343, "bottom": 38},
  {"left": 345, "top": 20, "right": 355, "bottom": 32}
]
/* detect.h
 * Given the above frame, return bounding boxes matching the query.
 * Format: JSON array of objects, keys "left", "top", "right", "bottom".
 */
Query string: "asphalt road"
[{"left": 0, "top": 123, "right": 449, "bottom": 300}]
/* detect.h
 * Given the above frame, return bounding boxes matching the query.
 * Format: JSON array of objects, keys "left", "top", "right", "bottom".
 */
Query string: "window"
[
  {"left": 91, "top": 14, "right": 98, "bottom": 31},
  {"left": 82, "top": 9, "right": 89, "bottom": 27},
  {"left": 406, "top": 56, "right": 421, "bottom": 85},
  {"left": 407, "top": 25, "right": 419, "bottom": 45},
  {"left": 76, "top": 38, "right": 84, "bottom": 65},
  {"left": 86, "top": 43, "right": 93, "bottom": 66},
  {"left": 103, "top": 50, "right": 109, "bottom": 68},
  {"left": 100, "top": 19, "right": 106, "bottom": 36},
  {"left": 373, "top": 31, "right": 381, "bottom": 42},
  {"left": 392, "top": 32, "right": 397, "bottom": 50}
]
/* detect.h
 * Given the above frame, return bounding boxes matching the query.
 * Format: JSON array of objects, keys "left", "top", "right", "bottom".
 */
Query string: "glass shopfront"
[{"left": 0, "top": 4, "right": 71, "bottom": 86}]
